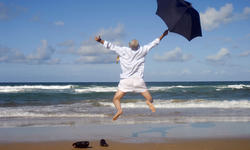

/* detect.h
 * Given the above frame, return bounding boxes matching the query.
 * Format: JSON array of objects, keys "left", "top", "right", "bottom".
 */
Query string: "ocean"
[{"left": 0, "top": 81, "right": 250, "bottom": 128}]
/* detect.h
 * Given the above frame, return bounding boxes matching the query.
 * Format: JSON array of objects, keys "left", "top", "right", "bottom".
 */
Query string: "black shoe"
[
  {"left": 72, "top": 141, "right": 90, "bottom": 148},
  {"left": 100, "top": 139, "right": 109, "bottom": 147}
]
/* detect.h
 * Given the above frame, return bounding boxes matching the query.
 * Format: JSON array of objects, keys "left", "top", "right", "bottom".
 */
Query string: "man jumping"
[{"left": 95, "top": 30, "right": 168, "bottom": 120}]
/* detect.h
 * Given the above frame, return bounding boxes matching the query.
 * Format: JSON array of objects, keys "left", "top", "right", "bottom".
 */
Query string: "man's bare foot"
[
  {"left": 112, "top": 110, "right": 123, "bottom": 121},
  {"left": 146, "top": 101, "right": 156, "bottom": 112}
]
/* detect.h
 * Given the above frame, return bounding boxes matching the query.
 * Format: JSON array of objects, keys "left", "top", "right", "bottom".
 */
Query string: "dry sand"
[{"left": 1, "top": 138, "right": 250, "bottom": 150}]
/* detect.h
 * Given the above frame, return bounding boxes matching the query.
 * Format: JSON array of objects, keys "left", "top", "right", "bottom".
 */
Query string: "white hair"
[{"left": 129, "top": 39, "right": 140, "bottom": 50}]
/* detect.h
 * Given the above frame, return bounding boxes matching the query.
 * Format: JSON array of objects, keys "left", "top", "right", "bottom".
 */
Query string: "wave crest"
[
  {"left": 0, "top": 85, "right": 73, "bottom": 93},
  {"left": 74, "top": 86, "right": 117, "bottom": 93}
]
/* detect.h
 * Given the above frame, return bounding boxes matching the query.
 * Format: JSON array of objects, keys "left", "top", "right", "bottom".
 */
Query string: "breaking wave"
[
  {"left": 0, "top": 83, "right": 249, "bottom": 93},
  {"left": 218, "top": 84, "right": 250, "bottom": 90},
  {"left": 0, "top": 103, "right": 106, "bottom": 118},
  {"left": 74, "top": 86, "right": 117, "bottom": 93},
  {"left": 0, "top": 85, "right": 73, "bottom": 93}
]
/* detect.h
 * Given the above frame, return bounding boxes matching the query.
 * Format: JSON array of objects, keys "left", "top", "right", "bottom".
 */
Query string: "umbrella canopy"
[{"left": 156, "top": 0, "right": 202, "bottom": 41}]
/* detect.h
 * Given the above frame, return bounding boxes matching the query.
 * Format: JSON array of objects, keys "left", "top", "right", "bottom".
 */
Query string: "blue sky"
[{"left": 0, "top": 0, "right": 250, "bottom": 82}]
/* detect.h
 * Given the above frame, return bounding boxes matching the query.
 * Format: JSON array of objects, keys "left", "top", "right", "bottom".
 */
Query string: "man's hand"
[
  {"left": 95, "top": 35, "right": 104, "bottom": 44},
  {"left": 95, "top": 36, "right": 101, "bottom": 42},
  {"left": 159, "top": 29, "right": 168, "bottom": 41}
]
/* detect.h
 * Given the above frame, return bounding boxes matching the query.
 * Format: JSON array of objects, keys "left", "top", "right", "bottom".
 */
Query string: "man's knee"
[
  {"left": 146, "top": 96, "right": 153, "bottom": 102},
  {"left": 141, "top": 91, "right": 151, "bottom": 99},
  {"left": 142, "top": 92, "right": 153, "bottom": 103},
  {"left": 113, "top": 95, "right": 120, "bottom": 101},
  {"left": 113, "top": 91, "right": 125, "bottom": 101}
]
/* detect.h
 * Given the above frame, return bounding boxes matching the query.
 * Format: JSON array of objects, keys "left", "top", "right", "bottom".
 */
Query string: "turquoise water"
[{"left": 0, "top": 81, "right": 250, "bottom": 127}]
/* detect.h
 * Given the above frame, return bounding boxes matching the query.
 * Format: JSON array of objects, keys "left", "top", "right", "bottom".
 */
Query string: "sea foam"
[
  {"left": 0, "top": 104, "right": 106, "bottom": 118},
  {"left": 0, "top": 85, "right": 73, "bottom": 93},
  {"left": 74, "top": 86, "right": 117, "bottom": 93}
]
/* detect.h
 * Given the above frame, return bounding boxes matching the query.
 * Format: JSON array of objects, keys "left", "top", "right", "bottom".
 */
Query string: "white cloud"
[
  {"left": 243, "top": 7, "right": 250, "bottom": 16},
  {"left": 206, "top": 48, "right": 230, "bottom": 63},
  {"left": 76, "top": 55, "right": 116, "bottom": 64},
  {"left": 74, "top": 39, "right": 118, "bottom": 64},
  {"left": 27, "top": 40, "right": 57, "bottom": 63},
  {"left": 0, "top": 40, "right": 59, "bottom": 64},
  {"left": 54, "top": 21, "right": 64, "bottom": 26},
  {"left": 200, "top": 3, "right": 234, "bottom": 31},
  {"left": 200, "top": 4, "right": 250, "bottom": 31},
  {"left": 239, "top": 50, "right": 250, "bottom": 57},
  {"left": 154, "top": 47, "right": 192, "bottom": 62},
  {"left": 97, "top": 24, "right": 125, "bottom": 41},
  {"left": 77, "top": 39, "right": 112, "bottom": 56},
  {"left": 66, "top": 24, "right": 125, "bottom": 64}
]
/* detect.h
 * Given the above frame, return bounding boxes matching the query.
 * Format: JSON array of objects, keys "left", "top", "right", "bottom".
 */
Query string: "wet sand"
[
  {"left": 1, "top": 122, "right": 250, "bottom": 150},
  {"left": 1, "top": 138, "right": 250, "bottom": 150}
]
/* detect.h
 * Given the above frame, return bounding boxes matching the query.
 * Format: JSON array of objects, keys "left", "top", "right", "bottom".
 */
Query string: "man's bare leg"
[
  {"left": 112, "top": 90, "right": 126, "bottom": 120},
  {"left": 141, "top": 90, "right": 156, "bottom": 112}
]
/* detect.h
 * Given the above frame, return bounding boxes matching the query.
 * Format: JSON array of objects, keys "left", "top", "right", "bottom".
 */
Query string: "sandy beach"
[
  {"left": 1, "top": 138, "right": 250, "bottom": 150},
  {"left": 0, "top": 122, "right": 250, "bottom": 150}
]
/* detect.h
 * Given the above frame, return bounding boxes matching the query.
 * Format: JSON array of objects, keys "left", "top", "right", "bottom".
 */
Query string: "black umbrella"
[{"left": 156, "top": 0, "right": 202, "bottom": 41}]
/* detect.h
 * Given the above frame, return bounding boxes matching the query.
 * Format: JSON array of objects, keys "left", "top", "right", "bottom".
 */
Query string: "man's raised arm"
[{"left": 95, "top": 35, "right": 124, "bottom": 56}]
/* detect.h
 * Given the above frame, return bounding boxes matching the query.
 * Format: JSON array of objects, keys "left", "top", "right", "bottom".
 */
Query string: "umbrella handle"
[
  {"left": 159, "top": 29, "right": 169, "bottom": 41},
  {"left": 164, "top": 29, "right": 169, "bottom": 35}
]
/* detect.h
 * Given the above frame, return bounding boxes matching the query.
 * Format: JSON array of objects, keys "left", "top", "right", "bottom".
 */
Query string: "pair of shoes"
[
  {"left": 100, "top": 139, "right": 109, "bottom": 147},
  {"left": 72, "top": 139, "right": 109, "bottom": 148},
  {"left": 72, "top": 141, "right": 90, "bottom": 148}
]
